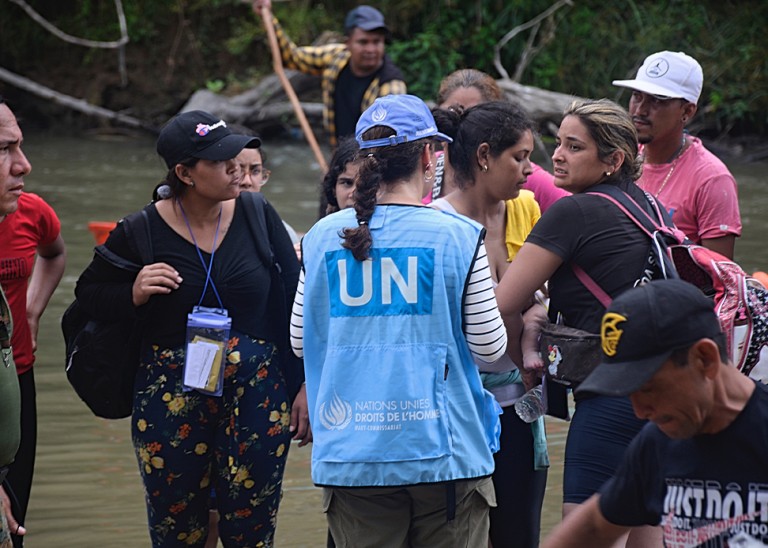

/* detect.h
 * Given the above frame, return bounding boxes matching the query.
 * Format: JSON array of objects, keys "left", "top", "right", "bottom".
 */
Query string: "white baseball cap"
[{"left": 613, "top": 51, "right": 703, "bottom": 104}]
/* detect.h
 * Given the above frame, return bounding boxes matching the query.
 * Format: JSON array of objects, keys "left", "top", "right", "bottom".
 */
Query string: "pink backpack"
[{"left": 577, "top": 185, "right": 768, "bottom": 382}]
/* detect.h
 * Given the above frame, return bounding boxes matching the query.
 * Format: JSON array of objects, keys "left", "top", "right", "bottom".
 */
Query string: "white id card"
[{"left": 183, "top": 339, "right": 221, "bottom": 389}]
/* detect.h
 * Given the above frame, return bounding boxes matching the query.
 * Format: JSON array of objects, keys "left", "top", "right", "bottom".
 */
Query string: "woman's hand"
[
  {"left": 290, "top": 384, "right": 312, "bottom": 447},
  {"left": 132, "top": 263, "right": 182, "bottom": 306},
  {"left": 518, "top": 362, "right": 544, "bottom": 392},
  {"left": 1, "top": 485, "right": 26, "bottom": 539}
]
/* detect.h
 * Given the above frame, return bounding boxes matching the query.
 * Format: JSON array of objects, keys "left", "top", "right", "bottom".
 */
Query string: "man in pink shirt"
[{"left": 613, "top": 51, "right": 741, "bottom": 259}]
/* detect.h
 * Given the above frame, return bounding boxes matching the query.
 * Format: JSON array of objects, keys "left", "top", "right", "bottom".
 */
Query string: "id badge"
[{"left": 183, "top": 306, "right": 231, "bottom": 396}]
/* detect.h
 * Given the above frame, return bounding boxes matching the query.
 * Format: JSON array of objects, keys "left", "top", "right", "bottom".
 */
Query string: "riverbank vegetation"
[{"left": 1, "top": 0, "right": 765, "bottom": 140}]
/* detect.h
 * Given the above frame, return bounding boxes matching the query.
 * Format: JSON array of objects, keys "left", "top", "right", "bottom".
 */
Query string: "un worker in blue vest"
[{"left": 290, "top": 94, "right": 510, "bottom": 547}]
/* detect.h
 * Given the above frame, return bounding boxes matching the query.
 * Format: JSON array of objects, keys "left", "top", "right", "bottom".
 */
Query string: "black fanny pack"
[{"left": 540, "top": 323, "right": 602, "bottom": 386}]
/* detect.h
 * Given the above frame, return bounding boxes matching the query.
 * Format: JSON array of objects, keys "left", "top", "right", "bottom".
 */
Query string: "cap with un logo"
[{"left": 355, "top": 94, "right": 452, "bottom": 150}]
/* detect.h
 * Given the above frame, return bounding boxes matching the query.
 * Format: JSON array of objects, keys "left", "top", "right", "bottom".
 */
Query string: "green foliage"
[
  {"left": 206, "top": 79, "right": 226, "bottom": 93},
  {"left": 1, "top": 0, "right": 765, "bottom": 135}
]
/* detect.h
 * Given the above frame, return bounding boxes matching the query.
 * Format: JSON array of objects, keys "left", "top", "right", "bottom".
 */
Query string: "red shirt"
[{"left": 0, "top": 192, "right": 61, "bottom": 374}]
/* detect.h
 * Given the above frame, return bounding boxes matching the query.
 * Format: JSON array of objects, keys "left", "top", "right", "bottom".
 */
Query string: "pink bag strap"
[
  {"left": 588, "top": 187, "right": 687, "bottom": 244},
  {"left": 571, "top": 263, "right": 613, "bottom": 309}
]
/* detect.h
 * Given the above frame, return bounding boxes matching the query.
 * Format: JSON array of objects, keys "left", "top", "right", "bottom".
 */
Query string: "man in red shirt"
[{"left": 0, "top": 96, "right": 66, "bottom": 548}]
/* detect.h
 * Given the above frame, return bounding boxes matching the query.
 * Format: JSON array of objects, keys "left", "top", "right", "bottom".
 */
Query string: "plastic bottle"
[{"left": 514, "top": 384, "right": 546, "bottom": 423}]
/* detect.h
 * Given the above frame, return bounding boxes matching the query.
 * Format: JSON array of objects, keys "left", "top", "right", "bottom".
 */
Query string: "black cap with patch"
[
  {"left": 156, "top": 110, "right": 260, "bottom": 169},
  {"left": 577, "top": 279, "right": 722, "bottom": 397}
]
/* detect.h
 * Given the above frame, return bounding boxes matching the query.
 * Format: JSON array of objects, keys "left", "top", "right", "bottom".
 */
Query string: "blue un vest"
[{"left": 301, "top": 205, "right": 500, "bottom": 487}]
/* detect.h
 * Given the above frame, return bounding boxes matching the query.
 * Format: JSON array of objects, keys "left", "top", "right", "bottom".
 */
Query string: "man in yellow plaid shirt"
[{"left": 253, "top": 2, "right": 407, "bottom": 147}]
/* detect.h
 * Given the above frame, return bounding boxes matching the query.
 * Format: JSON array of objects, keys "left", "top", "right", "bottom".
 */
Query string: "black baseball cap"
[
  {"left": 577, "top": 279, "right": 722, "bottom": 398},
  {"left": 156, "top": 110, "right": 261, "bottom": 169},
  {"left": 344, "top": 5, "right": 388, "bottom": 34}
]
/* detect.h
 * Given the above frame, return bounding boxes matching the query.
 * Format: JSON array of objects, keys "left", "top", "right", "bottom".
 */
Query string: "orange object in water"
[
  {"left": 753, "top": 271, "right": 768, "bottom": 289},
  {"left": 87, "top": 221, "right": 117, "bottom": 245}
]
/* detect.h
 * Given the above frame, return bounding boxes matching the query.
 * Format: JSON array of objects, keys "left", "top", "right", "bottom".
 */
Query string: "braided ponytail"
[
  {"left": 342, "top": 126, "right": 426, "bottom": 260},
  {"left": 341, "top": 152, "right": 381, "bottom": 260}
]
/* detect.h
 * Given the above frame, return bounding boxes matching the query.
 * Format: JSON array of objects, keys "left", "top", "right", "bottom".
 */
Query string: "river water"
[{"left": 15, "top": 133, "right": 767, "bottom": 547}]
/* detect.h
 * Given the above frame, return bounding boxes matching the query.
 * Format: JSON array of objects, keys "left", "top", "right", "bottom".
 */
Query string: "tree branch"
[
  {"left": 493, "top": 0, "right": 574, "bottom": 81},
  {"left": 8, "top": 0, "right": 129, "bottom": 49}
]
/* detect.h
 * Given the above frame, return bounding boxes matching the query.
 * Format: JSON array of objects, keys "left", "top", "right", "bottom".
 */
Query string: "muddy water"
[{"left": 16, "top": 134, "right": 767, "bottom": 547}]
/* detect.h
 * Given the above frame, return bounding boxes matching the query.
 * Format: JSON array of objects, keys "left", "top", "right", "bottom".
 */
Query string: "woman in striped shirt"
[{"left": 431, "top": 101, "right": 549, "bottom": 548}]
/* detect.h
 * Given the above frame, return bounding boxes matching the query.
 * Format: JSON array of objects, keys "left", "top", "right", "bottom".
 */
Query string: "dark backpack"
[
  {"left": 584, "top": 185, "right": 768, "bottom": 382},
  {"left": 62, "top": 209, "right": 153, "bottom": 419},
  {"left": 239, "top": 191, "right": 304, "bottom": 400}
]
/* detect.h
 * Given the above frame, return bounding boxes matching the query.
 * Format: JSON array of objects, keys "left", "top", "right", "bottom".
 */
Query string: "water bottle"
[{"left": 514, "top": 384, "right": 546, "bottom": 423}]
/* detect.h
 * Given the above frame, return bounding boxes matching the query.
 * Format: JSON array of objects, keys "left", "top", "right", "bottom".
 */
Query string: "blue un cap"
[{"left": 355, "top": 94, "right": 453, "bottom": 150}]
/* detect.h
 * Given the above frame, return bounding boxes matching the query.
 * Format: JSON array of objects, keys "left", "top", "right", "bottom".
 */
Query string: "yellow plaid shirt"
[{"left": 273, "top": 17, "right": 407, "bottom": 146}]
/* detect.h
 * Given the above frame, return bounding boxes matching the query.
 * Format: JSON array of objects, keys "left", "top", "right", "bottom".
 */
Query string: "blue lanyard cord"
[{"left": 177, "top": 199, "right": 225, "bottom": 309}]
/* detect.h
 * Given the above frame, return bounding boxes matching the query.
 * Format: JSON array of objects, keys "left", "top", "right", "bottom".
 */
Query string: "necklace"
[{"left": 643, "top": 136, "right": 687, "bottom": 198}]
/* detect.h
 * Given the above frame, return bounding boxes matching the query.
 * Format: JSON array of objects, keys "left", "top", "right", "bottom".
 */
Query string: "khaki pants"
[{"left": 324, "top": 477, "right": 496, "bottom": 548}]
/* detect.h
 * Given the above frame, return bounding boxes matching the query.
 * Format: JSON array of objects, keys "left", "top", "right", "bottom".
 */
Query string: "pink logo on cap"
[{"left": 195, "top": 120, "right": 226, "bottom": 137}]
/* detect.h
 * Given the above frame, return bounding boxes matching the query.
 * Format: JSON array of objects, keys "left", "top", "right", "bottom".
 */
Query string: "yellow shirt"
[{"left": 505, "top": 189, "right": 541, "bottom": 261}]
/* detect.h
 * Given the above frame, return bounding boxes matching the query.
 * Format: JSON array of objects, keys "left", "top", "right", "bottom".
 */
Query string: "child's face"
[
  {"left": 237, "top": 148, "right": 269, "bottom": 192},
  {"left": 335, "top": 160, "right": 361, "bottom": 209}
]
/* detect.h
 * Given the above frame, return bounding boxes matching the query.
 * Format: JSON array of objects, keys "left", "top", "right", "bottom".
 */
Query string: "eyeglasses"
[
  {"left": 255, "top": 168, "right": 271, "bottom": 183},
  {"left": 242, "top": 166, "right": 271, "bottom": 184}
]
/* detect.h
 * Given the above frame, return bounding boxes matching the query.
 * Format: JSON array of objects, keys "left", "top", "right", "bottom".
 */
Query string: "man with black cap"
[
  {"left": 612, "top": 51, "right": 741, "bottom": 259},
  {"left": 252, "top": 1, "right": 406, "bottom": 146},
  {"left": 542, "top": 279, "right": 768, "bottom": 548}
]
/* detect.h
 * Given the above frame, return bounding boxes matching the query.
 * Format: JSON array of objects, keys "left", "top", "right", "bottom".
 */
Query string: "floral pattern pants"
[{"left": 132, "top": 331, "right": 293, "bottom": 547}]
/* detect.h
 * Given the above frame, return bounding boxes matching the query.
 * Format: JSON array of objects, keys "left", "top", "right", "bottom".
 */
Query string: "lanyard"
[{"left": 177, "top": 200, "right": 225, "bottom": 309}]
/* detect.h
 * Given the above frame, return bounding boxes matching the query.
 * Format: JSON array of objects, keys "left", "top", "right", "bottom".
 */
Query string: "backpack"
[
  {"left": 62, "top": 209, "right": 153, "bottom": 419},
  {"left": 239, "top": 191, "right": 304, "bottom": 401},
  {"left": 584, "top": 185, "right": 768, "bottom": 382}
]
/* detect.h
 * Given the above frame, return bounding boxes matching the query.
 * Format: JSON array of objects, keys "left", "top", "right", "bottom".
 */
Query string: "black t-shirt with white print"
[{"left": 600, "top": 382, "right": 768, "bottom": 547}]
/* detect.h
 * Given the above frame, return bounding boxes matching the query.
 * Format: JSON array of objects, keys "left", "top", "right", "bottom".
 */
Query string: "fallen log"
[
  {"left": 0, "top": 65, "right": 155, "bottom": 131},
  {"left": 497, "top": 78, "right": 578, "bottom": 130},
  {"left": 179, "top": 71, "right": 325, "bottom": 135},
  {"left": 180, "top": 71, "right": 577, "bottom": 140}
]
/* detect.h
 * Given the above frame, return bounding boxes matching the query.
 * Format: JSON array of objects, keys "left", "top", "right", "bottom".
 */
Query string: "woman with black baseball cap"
[{"left": 75, "top": 110, "right": 307, "bottom": 546}]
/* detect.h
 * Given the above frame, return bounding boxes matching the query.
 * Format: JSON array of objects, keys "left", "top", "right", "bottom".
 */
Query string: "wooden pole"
[{"left": 259, "top": 6, "right": 328, "bottom": 173}]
